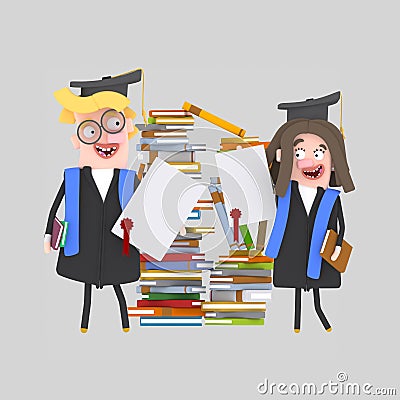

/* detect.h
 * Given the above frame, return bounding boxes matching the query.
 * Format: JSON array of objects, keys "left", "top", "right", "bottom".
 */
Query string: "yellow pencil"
[{"left": 182, "top": 101, "right": 246, "bottom": 137}]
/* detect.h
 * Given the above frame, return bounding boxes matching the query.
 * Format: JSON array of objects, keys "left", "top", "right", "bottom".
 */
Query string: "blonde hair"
[{"left": 54, "top": 88, "right": 138, "bottom": 139}]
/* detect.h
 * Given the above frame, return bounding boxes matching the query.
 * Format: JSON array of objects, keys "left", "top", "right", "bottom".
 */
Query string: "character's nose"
[{"left": 297, "top": 158, "right": 314, "bottom": 169}]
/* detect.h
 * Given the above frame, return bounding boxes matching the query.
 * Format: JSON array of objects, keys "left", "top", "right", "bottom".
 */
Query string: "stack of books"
[
  {"left": 128, "top": 250, "right": 214, "bottom": 326},
  {"left": 130, "top": 110, "right": 216, "bottom": 326},
  {"left": 202, "top": 252, "right": 274, "bottom": 326},
  {"left": 136, "top": 109, "right": 206, "bottom": 179}
]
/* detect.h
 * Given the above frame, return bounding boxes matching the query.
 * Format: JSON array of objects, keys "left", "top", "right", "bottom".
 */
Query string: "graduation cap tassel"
[
  {"left": 111, "top": 68, "right": 147, "bottom": 126},
  {"left": 140, "top": 68, "right": 147, "bottom": 126},
  {"left": 340, "top": 92, "right": 346, "bottom": 139}
]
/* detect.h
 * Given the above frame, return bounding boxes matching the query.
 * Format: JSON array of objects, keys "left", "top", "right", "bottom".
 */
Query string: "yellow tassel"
[
  {"left": 112, "top": 68, "right": 147, "bottom": 126},
  {"left": 340, "top": 92, "right": 346, "bottom": 139}
]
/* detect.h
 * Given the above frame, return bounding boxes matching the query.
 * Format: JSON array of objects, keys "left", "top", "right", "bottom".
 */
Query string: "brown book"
[
  {"left": 210, "top": 276, "right": 272, "bottom": 284},
  {"left": 220, "top": 142, "right": 270, "bottom": 151},
  {"left": 171, "top": 240, "right": 200, "bottom": 247},
  {"left": 220, "top": 136, "right": 260, "bottom": 143},
  {"left": 320, "top": 229, "right": 353, "bottom": 273}
]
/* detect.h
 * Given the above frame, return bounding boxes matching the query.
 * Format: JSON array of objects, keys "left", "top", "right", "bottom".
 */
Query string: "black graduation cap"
[
  {"left": 69, "top": 70, "right": 142, "bottom": 97},
  {"left": 278, "top": 91, "right": 340, "bottom": 121}
]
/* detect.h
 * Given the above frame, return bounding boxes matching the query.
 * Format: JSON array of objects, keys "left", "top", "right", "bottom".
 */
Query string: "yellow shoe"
[
  {"left": 294, "top": 328, "right": 300, "bottom": 333},
  {"left": 123, "top": 328, "right": 130, "bottom": 333},
  {"left": 326, "top": 327, "right": 332, "bottom": 332},
  {"left": 80, "top": 328, "right": 88, "bottom": 334}
]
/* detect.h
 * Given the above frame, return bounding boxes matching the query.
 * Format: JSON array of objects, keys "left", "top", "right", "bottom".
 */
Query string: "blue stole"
[
  {"left": 265, "top": 181, "right": 339, "bottom": 279},
  {"left": 63, "top": 168, "right": 136, "bottom": 256}
]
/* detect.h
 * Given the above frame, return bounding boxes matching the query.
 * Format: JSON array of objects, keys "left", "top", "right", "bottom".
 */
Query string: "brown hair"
[{"left": 266, "top": 119, "right": 355, "bottom": 197}]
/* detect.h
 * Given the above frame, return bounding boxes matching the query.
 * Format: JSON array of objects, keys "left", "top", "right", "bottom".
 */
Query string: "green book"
[
  {"left": 141, "top": 293, "right": 200, "bottom": 301},
  {"left": 148, "top": 117, "right": 156, "bottom": 124},
  {"left": 218, "top": 262, "right": 274, "bottom": 270},
  {"left": 205, "top": 318, "right": 264, "bottom": 326},
  {"left": 239, "top": 224, "right": 255, "bottom": 250},
  {"left": 60, "top": 221, "right": 68, "bottom": 248}
]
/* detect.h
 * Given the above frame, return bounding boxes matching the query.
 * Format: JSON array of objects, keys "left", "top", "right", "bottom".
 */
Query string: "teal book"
[
  {"left": 141, "top": 293, "right": 201, "bottom": 301},
  {"left": 205, "top": 318, "right": 264, "bottom": 326},
  {"left": 60, "top": 221, "right": 68, "bottom": 248}
]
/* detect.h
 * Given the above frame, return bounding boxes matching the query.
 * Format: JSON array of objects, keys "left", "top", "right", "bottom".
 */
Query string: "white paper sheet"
[
  {"left": 112, "top": 158, "right": 205, "bottom": 260},
  {"left": 215, "top": 145, "right": 275, "bottom": 225}
]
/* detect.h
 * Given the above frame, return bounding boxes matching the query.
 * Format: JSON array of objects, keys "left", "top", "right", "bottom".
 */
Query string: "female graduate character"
[
  {"left": 44, "top": 71, "right": 143, "bottom": 333},
  {"left": 265, "top": 92, "right": 355, "bottom": 333}
]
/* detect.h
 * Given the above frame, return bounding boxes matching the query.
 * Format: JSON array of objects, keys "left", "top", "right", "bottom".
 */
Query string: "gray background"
[{"left": 3, "top": 1, "right": 399, "bottom": 399}]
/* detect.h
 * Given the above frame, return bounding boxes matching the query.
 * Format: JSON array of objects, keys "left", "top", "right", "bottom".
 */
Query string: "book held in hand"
[{"left": 320, "top": 229, "right": 353, "bottom": 273}]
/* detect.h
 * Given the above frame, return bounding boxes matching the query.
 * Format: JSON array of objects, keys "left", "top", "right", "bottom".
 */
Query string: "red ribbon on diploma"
[
  {"left": 120, "top": 218, "right": 134, "bottom": 256},
  {"left": 230, "top": 208, "right": 242, "bottom": 242}
]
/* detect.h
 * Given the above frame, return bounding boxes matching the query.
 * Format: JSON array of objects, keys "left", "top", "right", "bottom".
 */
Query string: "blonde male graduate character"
[
  {"left": 44, "top": 71, "right": 143, "bottom": 333},
  {"left": 265, "top": 92, "right": 355, "bottom": 333}
]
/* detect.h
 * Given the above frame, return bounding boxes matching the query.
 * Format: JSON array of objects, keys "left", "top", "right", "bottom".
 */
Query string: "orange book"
[{"left": 219, "top": 255, "right": 274, "bottom": 263}]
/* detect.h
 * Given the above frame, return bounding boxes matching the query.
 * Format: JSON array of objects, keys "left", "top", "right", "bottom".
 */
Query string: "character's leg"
[
  {"left": 113, "top": 285, "right": 130, "bottom": 332},
  {"left": 294, "top": 288, "right": 301, "bottom": 333},
  {"left": 313, "top": 288, "right": 332, "bottom": 332},
  {"left": 80, "top": 283, "right": 92, "bottom": 333}
]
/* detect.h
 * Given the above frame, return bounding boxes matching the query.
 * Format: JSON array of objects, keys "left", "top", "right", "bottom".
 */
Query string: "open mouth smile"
[
  {"left": 302, "top": 164, "right": 324, "bottom": 179},
  {"left": 94, "top": 143, "right": 119, "bottom": 159}
]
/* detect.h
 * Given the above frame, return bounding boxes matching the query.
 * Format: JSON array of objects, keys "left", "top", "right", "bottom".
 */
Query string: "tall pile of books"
[
  {"left": 128, "top": 108, "right": 215, "bottom": 326},
  {"left": 135, "top": 109, "right": 206, "bottom": 179},
  {"left": 179, "top": 101, "right": 274, "bottom": 326},
  {"left": 202, "top": 252, "right": 274, "bottom": 326}
]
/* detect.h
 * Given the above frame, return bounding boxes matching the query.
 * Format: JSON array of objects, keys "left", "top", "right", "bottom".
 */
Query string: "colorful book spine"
[
  {"left": 137, "top": 286, "right": 206, "bottom": 294},
  {"left": 141, "top": 261, "right": 213, "bottom": 271},
  {"left": 217, "top": 262, "right": 274, "bottom": 270},
  {"left": 209, "top": 283, "right": 273, "bottom": 291},
  {"left": 137, "top": 300, "right": 203, "bottom": 308},
  {"left": 239, "top": 224, "right": 255, "bottom": 250},
  {"left": 140, "top": 316, "right": 203, "bottom": 326},
  {"left": 204, "top": 318, "right": 264, "bottom": 326},
  {"left": 140, "top": 293, "right": 201, "bottom": 301}
]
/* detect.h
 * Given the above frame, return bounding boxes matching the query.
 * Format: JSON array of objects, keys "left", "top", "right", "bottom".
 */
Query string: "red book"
[
  {"left": 137, "top": 300, "right": 203, "bottom": 308},
  {"left": 140, "top": 253, "right": 206, "bottom": 262}
]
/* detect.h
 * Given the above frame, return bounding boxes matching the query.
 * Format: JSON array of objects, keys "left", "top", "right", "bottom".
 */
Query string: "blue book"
[
  {"left": 209, "top": 283, "right": 273, "bottom": 290},
  {"left": 144, "top": 260, "right": 213, "bottom": 270},
  {"left": 187, "top": 210, "right": 201, "bottom": 220},
  {"left": 140, "top": 316, "right": 203, "bottom": 326},
  {"left": 167, "top": 247, "right": 201, "bottom": 254}
]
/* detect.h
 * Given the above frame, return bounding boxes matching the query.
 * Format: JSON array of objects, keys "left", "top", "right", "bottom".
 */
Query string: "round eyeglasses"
[{"left": 77, "top": 109, "right": 126, "bottom": 144}]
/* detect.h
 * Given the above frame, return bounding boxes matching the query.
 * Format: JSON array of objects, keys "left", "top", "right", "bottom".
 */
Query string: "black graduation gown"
[
  {"left": 273, "top": 181, "right": 344, "bottom": 290},
  {"left": 45, "top": 167, "right": 140, "bottom": 288}
]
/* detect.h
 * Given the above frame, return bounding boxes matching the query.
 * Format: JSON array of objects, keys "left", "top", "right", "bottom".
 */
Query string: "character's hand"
[
  {"left": 44, "top": 241, "right": 51, "bottom": 254},
  {"left": 179, "top": 226, "right": 187, "bottom": 236},
  {"left": 331, "top": 245, "right": 341, "bottom": 261}
]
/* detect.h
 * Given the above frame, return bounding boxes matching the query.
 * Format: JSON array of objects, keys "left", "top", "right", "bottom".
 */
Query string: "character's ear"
[
  {"left": 70, "top": 135, "right": 80, "bottom": 149},
  {"left": 276, "top": 149, "right": 282, "bottom": 163},
  {"left": 126, "top": 118, "right": 134, "bottom": 133}
]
